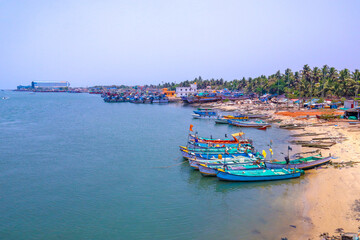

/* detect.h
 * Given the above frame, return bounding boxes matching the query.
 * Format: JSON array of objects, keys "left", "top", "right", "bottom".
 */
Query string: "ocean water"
[{"left": 0, "top": 92, "right": 307, "bottom": 240}]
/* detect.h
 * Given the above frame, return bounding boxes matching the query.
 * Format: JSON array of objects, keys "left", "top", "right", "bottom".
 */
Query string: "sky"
[{"left": 0, "top": 0, "right": 359, "bottom": 89}]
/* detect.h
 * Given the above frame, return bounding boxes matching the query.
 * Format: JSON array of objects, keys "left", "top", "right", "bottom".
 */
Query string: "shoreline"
[{"left": 195, "top": 100, "right": 360, "bottom": 239}]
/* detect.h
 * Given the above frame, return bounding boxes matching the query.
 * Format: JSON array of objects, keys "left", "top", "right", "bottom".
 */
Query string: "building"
[
  {"left": 31, "top": 81, "right": 70, "bottom": 89},
  {"left": 344, "top": 100, "right": 358, "bottom": 109},
  {"left": 162, "top": 88, "right": 175, "bottom": 97},
  {"left": 176, "top": 83, "right": 197, "bottom": 97}
]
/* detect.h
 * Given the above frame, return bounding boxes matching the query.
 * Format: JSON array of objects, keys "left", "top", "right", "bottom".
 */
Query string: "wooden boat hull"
[
  {"left": 199, "top": 165, "right": 218, "bottom": 176},
  {"left": 217, "top": 171, "right": 302, "bottom": 182},
  {"left": 192, "top": 114, "right": 218, "bottom": 119},
  {"left": 181, "top": 151, "right": 247, "bottom": 160},
  {"left": 229, "top": 121, "right": 271, "bottom": 128},
  {"left": 199, "top": 164, "right": 264, "bottom": 177},
  {"left": 189, "top": 160, "right": 200, "bottom": 170},
  {"left": 215, "top": 119, "right": 229, "bottom": 124},
  {"left": 265, "top": 156, "right": 331, "bottom": 170}
]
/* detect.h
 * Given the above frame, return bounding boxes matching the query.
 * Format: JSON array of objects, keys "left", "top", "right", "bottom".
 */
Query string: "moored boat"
[
  {"left": 265, "top": 154, "right": 331, "bottom": 170},
  {"left": 215, "top": 118, "right": 229, "bottom": 124},
  {"left": 199, "top": 163, "right": 264, "bottom": 177},
  {"left": 193, "top": 108, "right": 217, "bottom": 116},
  {"left": 228, "top": 120, "right": 271, "bottom": 128},
  {"left": 192, "top": 114, "right": 218, "bottom": 119},
  {"left": 216, "top": 168, "right": 304, "bottom": 182}
]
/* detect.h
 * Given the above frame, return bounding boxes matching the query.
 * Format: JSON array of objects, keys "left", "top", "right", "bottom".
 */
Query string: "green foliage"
[
  {"left": 157, "top": 66, "right": 360, "bottom": 98},
  {"left": 317, "top": 97, "right": 324, "bottom": 103}
]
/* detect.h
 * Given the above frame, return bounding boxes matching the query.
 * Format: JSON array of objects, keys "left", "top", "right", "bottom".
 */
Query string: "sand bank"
[{"left": 198, "top": 101, "right": 360, "bottom": 238}]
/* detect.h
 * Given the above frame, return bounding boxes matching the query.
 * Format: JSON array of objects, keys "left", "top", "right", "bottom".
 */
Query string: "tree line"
[{"left": 159, "top": 65, "right": 360, "bottom": 99}]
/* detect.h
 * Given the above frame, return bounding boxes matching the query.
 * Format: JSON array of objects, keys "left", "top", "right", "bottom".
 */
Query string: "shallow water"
[{"left": 0, "top": 92, "right": 306, "bottom": 239}]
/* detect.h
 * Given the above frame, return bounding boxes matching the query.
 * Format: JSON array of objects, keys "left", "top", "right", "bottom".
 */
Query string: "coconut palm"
[
  {"left": 352, "top": 69, "right": 360, "bottom": 99},
  {"left": 337, "top": 69, "right": 353, "bottom": 96},
  {"left": 312, "top": 67, "right": 321, "bottom": 97},
  {"left": 320, "top": 65, "right": 329, "bottom": 98}
]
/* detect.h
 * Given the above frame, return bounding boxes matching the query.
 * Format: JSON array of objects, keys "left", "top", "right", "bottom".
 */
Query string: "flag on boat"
[
  {"left": 269, "top": 148, "right": 273, "bottom": 155},
  {"left": 288, "top": 146, "right": 292, "bottom": 151},
  {"left": 189, "top": 124, "right": 193, "bottom": 132},
  {"left": 262, "top": 150, "right": 267, "bottom": 158}
]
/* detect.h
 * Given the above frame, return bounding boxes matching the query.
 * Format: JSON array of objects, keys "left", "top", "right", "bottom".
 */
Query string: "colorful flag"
[
  {"left": 262, "top": 150, "right": 267, "bottom": 159},
  {"left": 269, "top": 148, "right": 273, "bottom": 155},
  {"left": 189, "top": 124, "right": 193, "bottom": 132}
]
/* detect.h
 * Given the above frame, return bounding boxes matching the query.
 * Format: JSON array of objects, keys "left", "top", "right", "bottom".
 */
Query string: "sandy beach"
[
  {"left": 200, "top": 101, "right": 360, "bottom": 239},
  {"left": 296, "top": 123, "right": 360, "bottom": 239}
]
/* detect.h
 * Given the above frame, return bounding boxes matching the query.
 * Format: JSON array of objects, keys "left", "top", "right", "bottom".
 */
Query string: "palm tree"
[
  {"left": 301, "top": 64, "right": 312, "bottom": 104},
  {"left": 320, "top": 65, "right": 329, "bottom": 98},
  {"left": 312, "top": 67, "right": 321, "bottom": 97},
  {"left": 352, "top": 69, "right": 360, "bottom": 99},
  {"left": 338, "top": 69, "right": 352, "bottom": 97},
  {"left": 327, "top": 67, "right": 338, "bottom": 97}
]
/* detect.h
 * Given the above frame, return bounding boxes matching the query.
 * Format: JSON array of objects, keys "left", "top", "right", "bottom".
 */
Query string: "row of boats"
[
  {"left": 192, "top": 108, "right": 272, "bottom": 129},
  {"left": 180, "top": 127, "right": 332, "bottom": 181},
  {"left": 103, "top": 93, "right": 169, "bottom": 103}
]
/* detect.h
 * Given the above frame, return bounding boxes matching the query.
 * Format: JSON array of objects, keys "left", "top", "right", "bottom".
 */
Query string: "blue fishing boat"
[
  {"left": 216, "top": 168, "right": 304, "bottom": 182},
  {"left": 193, "top": 108, "right": 217, "bottom": 116}
]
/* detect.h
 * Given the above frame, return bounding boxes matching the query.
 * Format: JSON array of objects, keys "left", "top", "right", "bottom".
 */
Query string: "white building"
[
  {"left": 176, "top": 83, "right": 197, "bottom": 97},
  {"left": 344, "top": 100, "right": 358, "bottom": 109}
]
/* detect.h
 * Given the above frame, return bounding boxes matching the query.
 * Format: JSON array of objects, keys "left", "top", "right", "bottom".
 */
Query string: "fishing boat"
[
  {"left": 223, "top": 115, "right": 249, "bottom": 121},
  {"left": 189, "top": 156, "right": 255, "bottom": 170},
  {"left": 184, "top": 148, "right": 254, "bottom": 159},
  {"left": 265, "top": 154, "right": 331, "bottom": 170},
  {"left": 180, "top": 145, "right": 242, "bottom": 153},
  {"left": 189, "top": 132, "right": 248, "bottom": 144},
  {"left": 192, "top": 114, "right": 218, "bottom": 119},
  {"left": 186, "top": 95, "right": 222, "bottom": 104},
  {"left": 215, "top": 118, "right": 229, "bottom": 124},
  {"left": 228, "top": 120, "right": 271, "bottom": 128},
  {"left": 187, "top": 141, "right": 252, "bottom": 149},
  {"left": 193, "top": 108, "right": 217, "bottom": 116},
  {"left": 180, "top": 147, "right": 248, "bottom": 159},
  {"left": 199, "top": 163, "right": 264, "bottom": 177},
  {"left": 153, "top": 96, "right": 169, "bottom": 103},
  {"left": 216, "top": 168, "right": 304, "bottom": 182}
]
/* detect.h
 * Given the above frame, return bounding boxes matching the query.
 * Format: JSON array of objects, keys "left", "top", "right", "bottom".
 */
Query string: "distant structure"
[
  {"left": 31, "top": 81, "right": 70, "bottom": 89},
  {"left": 176, "top": 83, "right": 197, "bottom": 97},
  {"left": 16, "top": 81, "right": 70, "bottom": 91}
]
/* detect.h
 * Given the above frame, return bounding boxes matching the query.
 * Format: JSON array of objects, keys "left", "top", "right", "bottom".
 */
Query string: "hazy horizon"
[{"left": 1, "top": 0, "right": 359, "bottom": 89}]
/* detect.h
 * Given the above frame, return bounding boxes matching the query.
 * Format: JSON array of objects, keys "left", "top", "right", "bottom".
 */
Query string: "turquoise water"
[{"left": 0, "top": 92, "right": 306, "bottom": 239}]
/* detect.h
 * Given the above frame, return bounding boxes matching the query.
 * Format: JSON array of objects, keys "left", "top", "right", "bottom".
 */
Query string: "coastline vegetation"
[{"left": 159, "top": 65, "right": 360, "bottom": 99}]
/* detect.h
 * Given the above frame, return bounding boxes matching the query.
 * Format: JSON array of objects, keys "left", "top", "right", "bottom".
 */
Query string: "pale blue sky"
[{"left": 0, "top": 0, "right": 359, "bottom": 88}]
